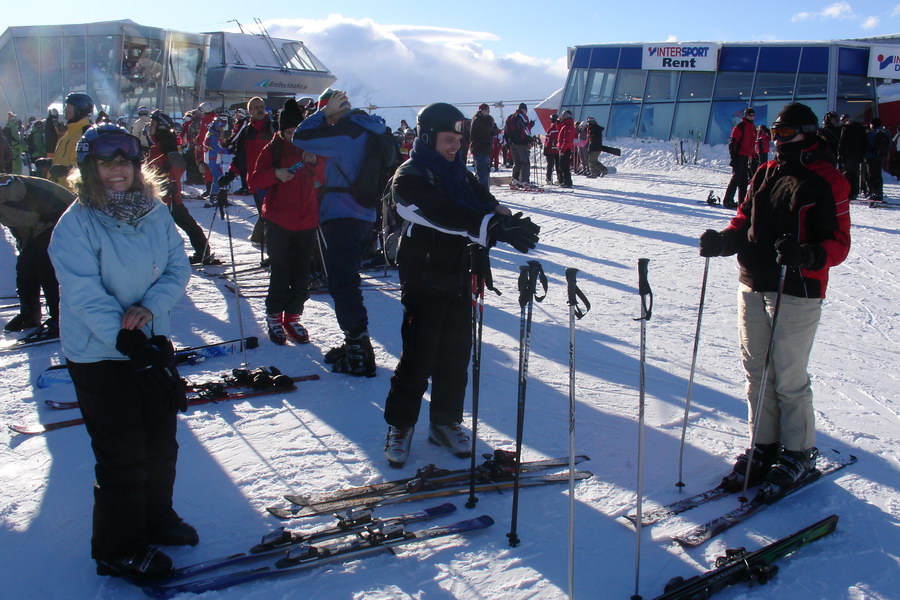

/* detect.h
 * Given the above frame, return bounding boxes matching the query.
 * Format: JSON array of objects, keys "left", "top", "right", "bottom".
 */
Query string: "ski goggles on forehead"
[
  {"left": 450, "top": 118, "right": 470, "bottom": 133},
  {"left": 77, "top": 134, "right": 142, "bottom": 161}
]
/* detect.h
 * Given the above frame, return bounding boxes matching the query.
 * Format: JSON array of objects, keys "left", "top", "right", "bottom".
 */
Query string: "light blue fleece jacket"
[{"left": 49, "top": 199, "right": 190, "bottom": 363}]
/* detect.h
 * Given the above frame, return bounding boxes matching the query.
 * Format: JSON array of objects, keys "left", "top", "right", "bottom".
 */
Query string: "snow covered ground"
[{"left": 1, "top": 139, "right": 897, "bottom": 599}]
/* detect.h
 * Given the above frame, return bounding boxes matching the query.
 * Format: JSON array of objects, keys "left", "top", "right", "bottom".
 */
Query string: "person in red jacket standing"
[
  {"left": 194, "top": 102, "right": 216, "bottom": 198},
  {"left": 722, "top": 107, "right": 757, "bottom": 209},
  {"left": 751, "top": 124, "right": 771, "bottom": 174},
  {"left": 556, "top": 110, "right": 576, "bottom": 188},
  {"left": 543, "top": 113, "right": 559, "bottom": 185},
  {"left": 699, "top": 102, "right": 850, "bottom": 495},
  {"left": 248, "top": 99, "right": 324, "bottom": 345}
]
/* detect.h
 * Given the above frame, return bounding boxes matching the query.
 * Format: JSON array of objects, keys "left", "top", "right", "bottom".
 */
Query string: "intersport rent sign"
[{"left": 642, "top": 43, "right": 720, "bottom": 71}]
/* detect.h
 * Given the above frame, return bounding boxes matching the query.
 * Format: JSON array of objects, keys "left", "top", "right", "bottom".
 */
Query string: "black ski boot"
[
  {"left": 765, "top": 447, "right": 818, "bottom": 491},
  {"left": 331, "top": 331, "right": 376, "bottom": 377},
  {"left": 96, "top": 547, "right": 174, "bottom": 580},
  {"left": 149, "top": 511, "right": 199, "bottom": 546},
  {"left": 4, "top": 304, "right": 41, "bottom": 332},
  {"left": 720, "top": 443, "right": 780, "bottom": 491}
]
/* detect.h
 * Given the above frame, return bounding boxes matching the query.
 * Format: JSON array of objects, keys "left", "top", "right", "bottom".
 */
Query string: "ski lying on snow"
[
  {"left": 670, "top": 449, "right": 856, "bottom": 547},
  {"left": 36, "top": 336, "right": 260, "bottom": 388},
  {"left": 144, "top": 515, "right": 495, "bottom": 598},
  {"left": 285, "top": 453, "right": 590, "bottom": 507},
  {"left": 267, "top": 471, "right": 593, "bottom": 519},
  {"left": 8, "top": 375, "right": 319, "bottom": 435},
  {"left": 163, "top": 503, "right": 457, "bottom": 582},
  {"left": 654, "top": 514, "right": 838, "bottom": 600}
]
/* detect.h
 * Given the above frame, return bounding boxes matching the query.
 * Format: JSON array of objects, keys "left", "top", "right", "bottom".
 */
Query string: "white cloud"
[
  {"left": 665, "top": 35, "right": 678, "bottom": 43},
  {"left": 862, "top": 16, "right": 880, "bottom": 29},
  {"left": 261, "top": 14, "right": 566, "bottom": 127},
  {"left": 790, "top": 2, "right": 882, "bottom": 31},
  {"left": 822, "top": 1, "right": 853, "bottom": 19},
  {"left": 890, "top": 5, "right": 900, "bottom": 17}
]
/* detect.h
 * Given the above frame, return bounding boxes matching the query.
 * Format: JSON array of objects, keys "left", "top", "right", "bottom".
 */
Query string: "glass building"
[
  {"left": 0, "top": 19, "right": 336, "bottom": 119},
  {"left": 560, "top": 37, "right": 900, "bottom": 144}
]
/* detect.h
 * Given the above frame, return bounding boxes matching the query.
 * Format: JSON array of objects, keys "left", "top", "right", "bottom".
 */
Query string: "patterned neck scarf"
[{"left": 100, "top": 190, "right": 156, "bottom": 225}]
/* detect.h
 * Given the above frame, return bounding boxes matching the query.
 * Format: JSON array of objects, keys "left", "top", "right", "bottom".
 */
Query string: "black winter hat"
[
  {"left": 773, "top": 102, "right": 818, "bottom": 133},
  {"left": 279, "top": 98, "right": 304, "bottom": 131},
  {"left": 518, "top": 102, "right": 527, "bottom": 112}
]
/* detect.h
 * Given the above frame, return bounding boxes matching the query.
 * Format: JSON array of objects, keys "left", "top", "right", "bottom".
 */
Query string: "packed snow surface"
[{"left": 1, "top": 138, "right": 897, "bottom": 599}]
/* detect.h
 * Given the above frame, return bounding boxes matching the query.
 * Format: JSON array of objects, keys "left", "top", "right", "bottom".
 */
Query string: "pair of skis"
[
  {"left": 34, "top": 336, "right": 260, "bottom": 388},
  {"left": 144, "top": 506, "right": 493, "bottom": 598},
  {"left": 7, "top": 372, "right": 320, "bottom": 435},
  {"left": 267, "top": 453, "right": 592, "bottom": 519},
  {"left": 623, "top": 448, "right": 856, "bottom": 547}
]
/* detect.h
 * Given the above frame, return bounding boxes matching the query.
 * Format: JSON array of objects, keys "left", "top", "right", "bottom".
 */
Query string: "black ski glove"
[
  {"left": 774, "top": 236, "right": 818, "bottom": 269},
  {"left": 487, "top": 212, "right": 541, "bottom": 253},
  {"left": 116, "top": 329, "right": 187, "bottom": 412},
  {"left": 699, "top": 229, "right": 724, "bottom": 257},
  {"left": 217, "top": 172, "right": 236, "bottom": 189}
]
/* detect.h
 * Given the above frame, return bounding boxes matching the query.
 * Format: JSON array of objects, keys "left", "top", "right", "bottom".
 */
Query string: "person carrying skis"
[
  {"left": 248, "top": 99, "right": 324, "bottom": 345},
  {"left": 48, "top": 123, "right": 194, "bottom": 580},
  {"left": 382, "top": 102, "right": 540, "bottom": 467},
  {"left": 698, "top": 102, "right": 850, "bottom": 493}
]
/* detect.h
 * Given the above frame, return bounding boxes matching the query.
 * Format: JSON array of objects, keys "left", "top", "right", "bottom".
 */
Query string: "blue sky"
[{"left": 6, "top": 1, "right": 900, "bottom": 124}]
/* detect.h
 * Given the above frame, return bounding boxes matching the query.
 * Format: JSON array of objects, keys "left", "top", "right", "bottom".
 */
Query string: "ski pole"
[
  {"left": 218, "top": 189, "right": 249, "bottom": 367},
  {"left": 565, "top": 267, "right": 590, "bottom": 600},
  {"left": 632, "top": 258, "right": 653, "bottom": 600},
  {"left": 739, "top": 264, "right": 787, "bottom": 503},
  {"left": 507, "top": 260, "right": 547, "bottom": 547},
  {"left": 675, "top": 257, "right": 710, "bottom": 489}
]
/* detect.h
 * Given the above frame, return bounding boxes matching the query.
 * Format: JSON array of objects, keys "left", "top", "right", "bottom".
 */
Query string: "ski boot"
[
  {"left": 283, "top": 313, "right": 310, "bottom": 344},
  {"left": 331, "top": 331, "right": 376, "bottom": 377},
  {"left": 428, "top": 422, "right": 472, "bottom": 458},
  {"left": 149, "top": 511, "right": 199, "bottom": 547},
  {"left": 385, "top": 425, "right": 414, "bottom": 468},
  {"left": 720, "top": 443, "right": 781, "bottom": 491},
  {"left": 763, "top": 447, "right": 818, "bottom": 493},
  {"left": 266, "top": 312, "right": 286, "bottom": 345},
  {"left": 96, "top": 547, "right": 174, "bottom": 580},
  {"left": 4, "top": 309, "right": 41, "bottom": 332}
]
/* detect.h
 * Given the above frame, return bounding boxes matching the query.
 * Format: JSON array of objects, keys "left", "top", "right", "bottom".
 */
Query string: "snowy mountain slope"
[{"left": 1, "top": 139, "right": 897, "bottom": 599}]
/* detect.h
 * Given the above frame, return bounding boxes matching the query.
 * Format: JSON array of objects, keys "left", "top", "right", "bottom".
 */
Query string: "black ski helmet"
[
  {"left": 75, "top": 123, "right": 142, "bottom": 168},
  {"left": 150, "top": 109, "right": 176, "bottom": 132},
  {"left": 65, "top": 92, "right": 94, "bottom": 122},
  {"left": 416, "top": 102, "right": 467, "bottom": 148}
]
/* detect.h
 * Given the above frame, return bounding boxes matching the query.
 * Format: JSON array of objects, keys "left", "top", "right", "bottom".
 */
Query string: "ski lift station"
[
  {"left": 559, "top": 36, "right": 900, "bottom": 144},
  {"left": 0, "top": 19, "right": 336, "bottom": 119}
]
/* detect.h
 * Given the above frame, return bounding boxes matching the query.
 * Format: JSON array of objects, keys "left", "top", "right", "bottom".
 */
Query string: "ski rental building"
[
  {"left": 558, "top": 35, "right": 900, "bottom": 144},
  {"left": 0, "top": 19, "right": 336, "bottom": 119}
]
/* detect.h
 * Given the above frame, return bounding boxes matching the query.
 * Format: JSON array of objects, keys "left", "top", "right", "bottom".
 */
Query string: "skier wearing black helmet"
[
  {"left": 50, "top": 92, "right": 94, "bottom": 187},
  {"left": 382, "top": 102, "right": 540, "bottom": 468}
]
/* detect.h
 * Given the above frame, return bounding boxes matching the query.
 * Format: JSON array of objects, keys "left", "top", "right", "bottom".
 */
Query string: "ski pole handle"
[
  {"left": 636, "top": 258, "right": 653, "bottom": 321},
  {"left": 565, "top": 267, "right": 591, "bottom": 320}
]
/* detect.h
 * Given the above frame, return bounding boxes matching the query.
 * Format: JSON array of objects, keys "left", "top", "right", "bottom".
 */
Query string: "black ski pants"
[
  {"left": 842, "top": 156, "right": 862, "bottom": 199},
  {"left": 264, "top": 222, "right": 316, "bottom": 315},
  {"left": 384, "top": 291, "right": 471, "bottom": 428},
  {"left": 545, "top": 153, "right": 558, "bottom": 184},
  {"left": 169, "top": 202, "right": 209, "bottom": 257},
  {"left": 559, "top": 150, "right": 573, "bottom": 186},
  {"left": 67, "top": 359, "right": 179, "bottom": 560},
  {"left": 16, "top": 228, "right": 59, "bottom": 320},
  {"left": 724, "top": 155, "right": 750, "bottom": 205}
]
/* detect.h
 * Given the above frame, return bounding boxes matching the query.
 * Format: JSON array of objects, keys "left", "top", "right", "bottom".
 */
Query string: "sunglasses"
[{"left": 77, "top": 134, "right": 142, "bottom": 162}]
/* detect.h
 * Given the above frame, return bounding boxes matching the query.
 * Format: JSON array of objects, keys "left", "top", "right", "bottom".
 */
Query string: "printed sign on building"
[
  {"left": 868, "top": 46, "right": 900, "bottom": 78},
  {"left": 642, "top": 43, "right": 721, "bottom": 71}
]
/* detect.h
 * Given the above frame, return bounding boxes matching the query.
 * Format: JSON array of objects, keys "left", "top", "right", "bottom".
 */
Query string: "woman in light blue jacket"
[{"left": 49, "top": 124, "right": 192, "bottom": 581}]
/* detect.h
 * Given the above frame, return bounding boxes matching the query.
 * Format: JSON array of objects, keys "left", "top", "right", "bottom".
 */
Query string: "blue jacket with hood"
[{"left": 292, "top": 108, "right": 386, "bottom": 224}]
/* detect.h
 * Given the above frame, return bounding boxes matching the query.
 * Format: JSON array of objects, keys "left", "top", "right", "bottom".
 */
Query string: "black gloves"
[
  {"left": 487, "top": 212, "right": 540, "bottom": 253},
  {"left": 774, "top": 236, "right": 819, "bottom": 269},
  {"left": 116, "top": 329, "right": 187, "bottom": 412},
  {"left": 699, "top": 229, "right": 724, "bottom": 257},
  {"left": 217, "top": 172, "right": 236, "bottom": 188}
]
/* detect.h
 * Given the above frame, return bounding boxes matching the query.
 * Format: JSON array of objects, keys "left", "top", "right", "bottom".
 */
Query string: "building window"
[
  {"left": 677, "top": 72, "right": 715, "bottom": 101},
  {"left": 752, "top": 72, "right": 795, "bottom": 100},
  {"left": 672, "top": 102, "right": 710, "bottom": 141},
  {"left": 609, "top": 104, "right": 640, "bottom": 138},
  {"left": 714, "top": 71, "right": 753, "bottom": 101},
  {"left": 709, "top": 101, "right": 750, "bottom": 145},
  {"left": 585, "top": 69, "right": 616, "bottom": 104},
  {"left": 613, "top": 69, "right": 647, "bottom": 103},
  {"left": 563, "top": 68, "right": 588, "bottom": 106},
  {"left": 638, "top": 103, "right": 675, "bottom": 139},
  {"left": 645, "top": 71, "right": 679, "bottom": 102},
  {"left": 796, "top": 73, "right": 827, "bottom": 98}
]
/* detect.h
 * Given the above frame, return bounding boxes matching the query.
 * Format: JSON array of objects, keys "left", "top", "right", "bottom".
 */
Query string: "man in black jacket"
[
  {"left": 470, "top": 103, "right": 498, "bottom": 189},
  {"left": 383, "top": 102, "right": 540, "bottom": 467},
  {"left": 838, "top": 114, "right": 868, "bottom": 200}
]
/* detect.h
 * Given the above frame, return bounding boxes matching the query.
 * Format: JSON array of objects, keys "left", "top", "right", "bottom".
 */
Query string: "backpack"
[
  {"left": 504, "top": 114, "right": 518, "bottom": 141},
  {"left": 327, "top": 128, "right": 401, "bottom": 208}
]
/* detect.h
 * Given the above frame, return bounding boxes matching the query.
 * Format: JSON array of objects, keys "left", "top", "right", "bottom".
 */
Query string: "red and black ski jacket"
[
  {"left": 719, "top": 138, "right": 850, "bottom": 299},
  {"left": 729, "top": 118, "right": 757, "bottom": 158}
]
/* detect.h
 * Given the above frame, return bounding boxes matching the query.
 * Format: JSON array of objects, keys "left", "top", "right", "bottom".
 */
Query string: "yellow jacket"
[{"left": 51, "top": 117, "right": 92, "bottom": 186}]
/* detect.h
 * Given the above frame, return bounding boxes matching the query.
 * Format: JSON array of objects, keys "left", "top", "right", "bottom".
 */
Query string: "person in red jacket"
[
  {"left": 543, "top": 113, "right": 559, "bottom": 185},
  {"left": 556, "top": 110, "right": 576, "bottom": 187},
  {"left": 194, "top": 102, "right": 216, "bottom": 198},
  {"left": 699, "top": 102, "right": 850, "bottom": 495},
  {"left": 248, "top": 99, "right": 324, "bottom": 345},
  {"left": 145, "top": 110, "right": 218, "bottom": 264},
  {"left": 751, "top": 124, "right": 771, "bottom": 174},
  {"left": 722, "top": 107, "right": 757, "bottom": 209}
]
